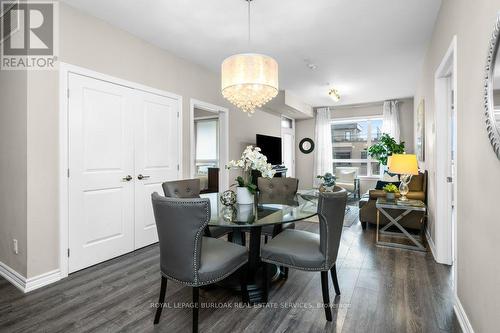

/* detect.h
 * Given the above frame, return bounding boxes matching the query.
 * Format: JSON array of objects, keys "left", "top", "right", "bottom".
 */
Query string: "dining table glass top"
[{"left": 200, "top": 190, "right": 319, "bottom": 228}]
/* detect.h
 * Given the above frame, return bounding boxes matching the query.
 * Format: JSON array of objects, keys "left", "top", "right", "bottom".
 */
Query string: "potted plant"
[
  {"left": 382, "top": 183, "right": 399, "bottom": 201},
  {"left": 226, "top": 146, "right": 276, "bottom": 204},
  {"left": 367, "top": 133, "right": 405, "bottom": 167},
  {"left": 316, "top": 172, "right": 336, "bottom": 192}
]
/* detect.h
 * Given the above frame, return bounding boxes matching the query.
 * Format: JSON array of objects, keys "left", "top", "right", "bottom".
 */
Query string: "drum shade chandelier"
[{"left": 221, "top": 0, "right": 279, "bottom": 115}]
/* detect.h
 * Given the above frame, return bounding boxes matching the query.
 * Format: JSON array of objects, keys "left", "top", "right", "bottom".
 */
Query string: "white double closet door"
[{"left": 68, "top": 73, "right": 180, "bottom": 273}]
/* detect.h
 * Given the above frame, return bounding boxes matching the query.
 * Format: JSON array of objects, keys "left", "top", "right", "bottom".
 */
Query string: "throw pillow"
[{"left": 382, "top": 171, "right": 399, "bottom": 182}]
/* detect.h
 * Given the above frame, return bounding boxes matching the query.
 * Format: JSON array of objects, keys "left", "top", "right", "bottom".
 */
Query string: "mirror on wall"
[{"left": 485, "top": 16, "right": 500, "bottom": 159}]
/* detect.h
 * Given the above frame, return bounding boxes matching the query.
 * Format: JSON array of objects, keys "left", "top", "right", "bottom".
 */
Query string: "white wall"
[
  {"left": 414, "top": 0, "right": 500, "bottom": 331},
  {"left": 21, "top": 3, "right": 280, "bottom": 278},
  {"left": 0, "top": 70, "right": 28, "bottom": 276},
  {"left": 295, "top": 118, "right": 315, "bottom": 189}
]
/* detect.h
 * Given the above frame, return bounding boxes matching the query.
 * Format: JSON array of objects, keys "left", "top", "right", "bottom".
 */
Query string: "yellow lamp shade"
[
  {"left": 221, "top": 53, "right": 278, "bottom": 114},
  {"left": 388, "top": 154, "right": 419, "bottom": 175}
]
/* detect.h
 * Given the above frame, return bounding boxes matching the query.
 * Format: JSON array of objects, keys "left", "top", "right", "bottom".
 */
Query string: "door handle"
[
  {"left": 122, "top": 175, "right": 133, "bottom": 182},
  {"left": 446, "top": 177, "right": 453, "bottom": 183},
  {"left": 137, "top": 174, "right": 150, "bottom": 180}
]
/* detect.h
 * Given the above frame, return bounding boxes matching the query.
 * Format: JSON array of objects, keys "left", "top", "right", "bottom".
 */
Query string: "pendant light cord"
[{"left": 247, "top": 0, "right": 251, "bottom": 45}]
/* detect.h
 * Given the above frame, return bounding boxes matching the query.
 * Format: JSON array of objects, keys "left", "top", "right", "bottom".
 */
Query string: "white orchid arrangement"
[{"left": 226, "top": 145, "right": 276, "bottom": 194}]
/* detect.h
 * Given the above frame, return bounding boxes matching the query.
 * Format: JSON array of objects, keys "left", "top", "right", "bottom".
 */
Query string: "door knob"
[
  {"left": 122, "top": 175, "right": 133, "bottom": 182},
  {"left": 137, "top": 174, "right": 150, "bottom": 180}
]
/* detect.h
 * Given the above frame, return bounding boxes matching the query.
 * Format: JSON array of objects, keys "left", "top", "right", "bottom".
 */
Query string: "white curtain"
[
  {"left": 381, "top": 100, "right": 401, "bottom": 141},
  {"left": 314, "top": 107, "right": 333, "bottom": 186}
]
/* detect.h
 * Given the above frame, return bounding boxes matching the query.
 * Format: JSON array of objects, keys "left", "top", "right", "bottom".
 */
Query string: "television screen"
[{"left": 256, "top": 134, "right": 282, "bottom": 165}]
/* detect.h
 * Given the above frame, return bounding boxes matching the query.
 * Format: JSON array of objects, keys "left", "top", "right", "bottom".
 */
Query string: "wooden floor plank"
[{"left": 0, "top": 221, "right": 461, "bottom": 332}]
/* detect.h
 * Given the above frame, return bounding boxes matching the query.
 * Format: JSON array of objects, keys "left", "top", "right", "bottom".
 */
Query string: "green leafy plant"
[
  {"left": 235, "top": 176, "right": 258, "bottom": 194},
  {"left": 316, "top": 172, "right": 336, "bottom": 187},
  {"left": 382, "top": 183, "right": 399, "bottom": 193},
  {"left": 367, "top": 134, "right": 405, "bottom": 166}
]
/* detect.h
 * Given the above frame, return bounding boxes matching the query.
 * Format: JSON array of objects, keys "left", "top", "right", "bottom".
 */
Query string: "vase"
[
  {"left": 236, "top": 187, "right": 254, "bottom": 205},
  {"left": 237, "top": 204, "right": 255, "bottom": 222},
  {"left": 386, "top": 192, "right": 395, "bottom": 201}
]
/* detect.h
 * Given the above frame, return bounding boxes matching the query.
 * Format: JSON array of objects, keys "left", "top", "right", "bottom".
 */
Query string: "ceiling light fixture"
[
  {"left": 328, "top": 88, "right": 341, "bottom": 102},
  {"left": 221, "top": 0, "right": 279, "bottom": 115}
]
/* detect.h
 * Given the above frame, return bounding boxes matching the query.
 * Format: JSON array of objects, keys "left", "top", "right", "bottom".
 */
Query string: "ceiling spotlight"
[
  {"left": 328, "top": 88, "right": 341, "bottom": 102},
  {"left": 307, "top": 63, "right": 317, "bottom": 70}
]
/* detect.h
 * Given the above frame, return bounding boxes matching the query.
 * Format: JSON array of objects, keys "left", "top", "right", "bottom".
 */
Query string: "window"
[
  {"left": 195, "top": 118, "right": 219, "bottom": 175},
  {"left": 331, "top": 117, "right": 383, "bottom": 176},
  {"left": 334, "top": 152, "right": 351, "bottom": 159}
]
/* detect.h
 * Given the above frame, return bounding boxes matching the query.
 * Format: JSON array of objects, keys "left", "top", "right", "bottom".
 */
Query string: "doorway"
[
  {"left": 189, "top": 99, "right": 229, "bottom": 192},
  {"left": 281, "top": 116, "right": 295, "bottom": 177},
  {"left": 434, "top": 36, "right": 457, "bottom": 281}
]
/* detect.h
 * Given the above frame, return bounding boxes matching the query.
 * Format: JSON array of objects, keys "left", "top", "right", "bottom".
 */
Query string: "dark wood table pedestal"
[{"left": 217, "top": 226, "right": 285, "bottom": 304}]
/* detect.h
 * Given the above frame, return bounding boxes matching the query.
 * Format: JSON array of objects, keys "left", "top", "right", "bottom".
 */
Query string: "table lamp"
[{"left": 388, "top": 154, "right": 419, "bottom": 201}]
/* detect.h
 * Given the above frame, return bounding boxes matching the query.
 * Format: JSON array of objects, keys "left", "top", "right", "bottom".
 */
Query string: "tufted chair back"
[
  {"left": 162, "top": 179, "right": 201, "bottom": 198},
  {"left": 317, "top": 186, "right": 347, "bottom": 268},
  {"left": 151, "top": 192, "right": 210, "bottom": 285},
  {"left": 257, "top": 177, "right": 299, "bottom": 204}
]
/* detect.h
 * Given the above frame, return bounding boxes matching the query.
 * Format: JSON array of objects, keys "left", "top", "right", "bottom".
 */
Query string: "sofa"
[{"left": 358, "top": 171, "right": 427, "bottom": 230}]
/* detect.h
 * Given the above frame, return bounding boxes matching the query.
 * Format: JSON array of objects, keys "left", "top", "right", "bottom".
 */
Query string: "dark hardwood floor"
[{"left": 0, "top": 221, "right": 461, "bottom": 333}]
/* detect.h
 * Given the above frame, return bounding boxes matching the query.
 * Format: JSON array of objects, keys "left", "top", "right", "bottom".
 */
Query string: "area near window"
[
  {"left": 331, "top": 116, "right": 382, "bottom": 177},
  {"left": 195, "top": 117, "right": 219, "bottom": 176}
]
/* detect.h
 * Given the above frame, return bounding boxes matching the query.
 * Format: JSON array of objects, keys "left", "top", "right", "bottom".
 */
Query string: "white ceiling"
[{"left": 62, "top": 0, "right": 441, "bottom": 107}]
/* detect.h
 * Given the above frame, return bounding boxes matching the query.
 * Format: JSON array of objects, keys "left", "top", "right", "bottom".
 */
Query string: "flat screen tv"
[{"left": 256, "top": 134, "right": 282, "bottom": 166}]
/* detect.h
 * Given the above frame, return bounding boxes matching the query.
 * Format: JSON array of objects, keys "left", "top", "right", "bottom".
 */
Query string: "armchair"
[{"left": 335, "top": 167, "right": 360, "bottom": 198}]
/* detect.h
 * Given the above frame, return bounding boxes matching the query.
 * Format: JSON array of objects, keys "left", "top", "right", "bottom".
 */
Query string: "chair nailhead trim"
[
  {"left": 260, "top": 257, "right": 335, "bottom": 272},
  {"left": 162, "top": 260, "right": 247, "bottom": 287},
  {"left": 156, "top": 198, "right": 248, "bottom": 286}
]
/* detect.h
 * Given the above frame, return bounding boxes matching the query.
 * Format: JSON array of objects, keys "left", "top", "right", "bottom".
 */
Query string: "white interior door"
[
  {"left": 134, "top": 91, "right": 180, "bottom": 249},
  {"left": 68, "top": 74, "right": 135, "bottom": 273}
]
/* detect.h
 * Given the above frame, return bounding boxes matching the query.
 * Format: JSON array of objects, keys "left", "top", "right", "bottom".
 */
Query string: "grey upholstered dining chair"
[
  {"left": 260, "top": 186, "right": 347, "bottom": 322},
  {"left": 162, "top": 179, "right": 231, "bottom": 239},
  {"left": 151, "top": 193, "right": 248, "bottom": 332},
  {"left": 258, "top": 177, "right": 299, "bottom": 237},
  {"left": 162, "top": 178, "right": 200, "bottom": 198},
  {"left": 257, "top": 177, "right": 300, "bottom": 279}
]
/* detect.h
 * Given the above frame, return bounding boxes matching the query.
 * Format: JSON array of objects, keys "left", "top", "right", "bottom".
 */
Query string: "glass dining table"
[{"left": 200, "top": 190, "right": 319, "bottom": 303}]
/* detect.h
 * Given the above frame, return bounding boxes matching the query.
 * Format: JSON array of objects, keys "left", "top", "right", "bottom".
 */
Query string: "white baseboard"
[
  {"left": 0, "top": 261, "right": 61, "bottom": 293},
  {"left": 25, "top": 269, "right": 61, "bottom": 292},
  {"left": 0, "top": 261, "right": 26, "bottom": 292},
  {"left": 425, "top": 228, "right": 437, "bottom": 260},
  {"left": 454, "top": 294, "right": 475, "bottom": 333}
]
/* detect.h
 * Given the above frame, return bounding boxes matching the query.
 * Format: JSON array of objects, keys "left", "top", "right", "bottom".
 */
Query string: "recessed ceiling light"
[
  {"left": 307, "top": 63, "right": 317, "bottom": 70},
  {"left": 328, "top": 88, "right": 341, "bottom": 102}
]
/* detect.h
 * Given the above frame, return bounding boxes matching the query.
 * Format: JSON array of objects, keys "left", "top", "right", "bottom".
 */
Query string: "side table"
[{"left": 375, "top": 198, "right": 426, "bottom": 252}]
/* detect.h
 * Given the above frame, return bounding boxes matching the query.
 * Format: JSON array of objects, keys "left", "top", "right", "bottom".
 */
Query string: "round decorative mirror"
[
  {"left": 485, "top": 16, "right": 500, "bottom": 159},
  {"left": 299, "top": 138, "right": 315, "bottom": 154}
]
